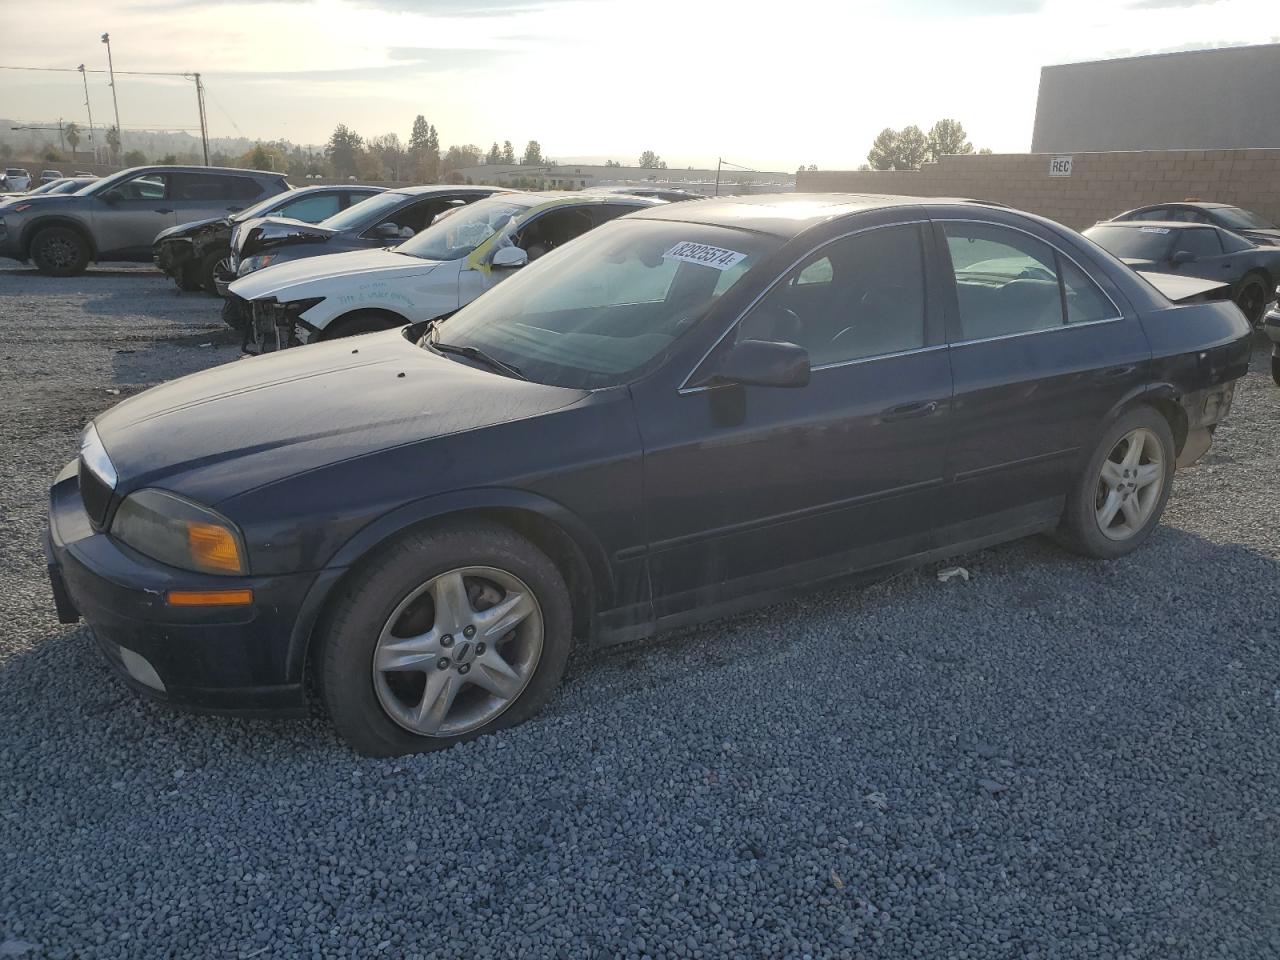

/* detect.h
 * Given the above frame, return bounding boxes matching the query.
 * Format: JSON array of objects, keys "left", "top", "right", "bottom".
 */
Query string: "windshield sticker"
[
  {"left": 664, "top": 241, "right": 748, "bottom": 271},
  {"left": 1139, "top": 226, "right": 1171, "bottom": 234}
]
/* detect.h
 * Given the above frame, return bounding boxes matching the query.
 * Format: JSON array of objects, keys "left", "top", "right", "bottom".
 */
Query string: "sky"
[{"left": 0, "top": 0, "right": 1275, "bottom": 172}]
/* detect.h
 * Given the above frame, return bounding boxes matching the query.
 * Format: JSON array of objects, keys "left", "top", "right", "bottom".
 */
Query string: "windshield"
[
  {"left": 232, "top": 189, "right": 299, "bottom": 223},
  {"left": 397, "top": 197, "right": 532, "bottom": 261},
  {"left": 1084, "top": 225, "right": 1174, "bottom": 260},
  {"left": 428, "top": 218, "right": 779, "bottom": 389},
  {"left": 317, "top": 191, "right": 407, "bottom": 232},
  {"left": 1215, "top": 206, "right": 1276, "bottom": 230}
]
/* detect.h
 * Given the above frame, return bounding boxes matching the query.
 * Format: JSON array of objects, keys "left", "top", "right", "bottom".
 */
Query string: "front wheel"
[
  {"left": 30, "top": 226, "right": 89, "bottom": 276},
  {"left": 319, "top": 520, "right": 573, "bottom": 756},
  {"left": 1271, "top": 353, "right": 1280, "bottom": 386},
  {"left": 1234, "top": 274, "right": 1269, "bottom": 327},
  {"left": 1056, "top": 407, "right": 1175, "bottom": 559}
]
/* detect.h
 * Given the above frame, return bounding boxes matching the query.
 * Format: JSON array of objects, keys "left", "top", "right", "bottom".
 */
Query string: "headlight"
[
  {"left": 239, "top": 253, "right": 278, "bottom": 276},
  {"left": 111, "top": 489, "right": 247, "bottom": 575},
  {"left": 80, "top": 422, "right": 118, "bottom": 489}
]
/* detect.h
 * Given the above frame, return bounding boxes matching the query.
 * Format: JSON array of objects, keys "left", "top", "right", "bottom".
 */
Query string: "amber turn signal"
[
  {"left": 166, "top": 589, "right": 254, "bottom": 607},
  {"left": 186, "top": 521, "right": 245, "bottom": 575}
]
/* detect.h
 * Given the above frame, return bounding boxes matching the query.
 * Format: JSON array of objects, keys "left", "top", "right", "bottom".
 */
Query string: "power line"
[{"left": 0, "top": 64, "right": 196, "bottom": 78}]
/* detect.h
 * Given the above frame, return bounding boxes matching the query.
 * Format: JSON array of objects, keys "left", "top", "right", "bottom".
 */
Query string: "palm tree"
[{"left": 65, "top": 122, "right": 81, "bottom": 157}]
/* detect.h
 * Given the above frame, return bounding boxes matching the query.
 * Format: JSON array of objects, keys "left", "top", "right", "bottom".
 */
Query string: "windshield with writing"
[{"left": 427, "top": 218, "right": 777, "bottom": 389}]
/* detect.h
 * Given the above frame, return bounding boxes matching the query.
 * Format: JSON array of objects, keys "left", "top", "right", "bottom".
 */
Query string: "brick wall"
[{"left": 796, "top": 150, "right": 1280, "bottom": 231}]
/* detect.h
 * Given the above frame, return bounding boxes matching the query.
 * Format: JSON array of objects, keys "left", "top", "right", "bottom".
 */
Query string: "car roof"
[
  {"left": 1130, "top": 201, "right": 1233, "bottom": 211},
  {"left": 390, "top": 184, "right": 507, "bottom": 198},
  {"left": 629, "top": 193, "right": 1011, "bottom": 238},
  {"left": 283, "top": 183, "right": 385, "bottom": 195},
  {"left": 116, "top": 164, "right": 284, "bottom": 178},
  {"left": 1092, "top": 220, "right": 1206, "bottom": 231}
]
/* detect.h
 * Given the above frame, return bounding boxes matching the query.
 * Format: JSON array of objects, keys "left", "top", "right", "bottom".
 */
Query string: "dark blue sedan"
[{"left": 46, "top": 194, "right": 1251, "bottom": 755}]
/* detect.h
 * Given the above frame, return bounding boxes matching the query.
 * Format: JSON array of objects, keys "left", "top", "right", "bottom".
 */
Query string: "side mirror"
[
  {"left": 713, "top": 339, "right": 810, "bottom": 388},
  {"left": 101, "top": 190, "right": 121, "bottom": 204},
  {"left": 371, "top": 222, "right": 402, "bottom": 239},
  {"left": 1171, "top": 249, "right": 1197, "bottom": 265},
  {"left": 492, "top": 245, "right": 529, "bottom": 269}
]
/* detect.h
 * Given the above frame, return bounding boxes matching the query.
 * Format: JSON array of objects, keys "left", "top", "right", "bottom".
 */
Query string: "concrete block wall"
[{"left": 796, "top": 150, "right": 1280, "bottom": 231}]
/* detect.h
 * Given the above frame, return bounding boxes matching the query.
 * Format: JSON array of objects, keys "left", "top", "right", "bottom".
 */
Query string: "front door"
[
  {"left": 932, "top": 216, "right": 1150, "bottom": 544},
  {"left": 633, "top": 221, "right": 952, "bottom": 620},
  {"left": 91, "top": 171, "right": 176, "bottom": 258}
]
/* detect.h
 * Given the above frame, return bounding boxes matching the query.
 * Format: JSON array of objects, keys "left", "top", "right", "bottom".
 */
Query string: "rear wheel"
[
  {"left": 319, "top": 520, "right": 573, "bottom": 756},
  {"left": 1056, "top": 407, "right": 1175, "bottom": 559},
  {"left": 199, "top": 252, "right": 225, "bottom": 294},
  {"left": 30, "top": 226, "right": 89, "bottom": 276},
  {"left": 1271, "top": 354, "right": 1280, "bottom": 386},
  {"left": 1235, "top": 274, "right": 1269, "bottom": 327},
  {"left": 220, "top": 297, "right": 247, "bottom": 332}
]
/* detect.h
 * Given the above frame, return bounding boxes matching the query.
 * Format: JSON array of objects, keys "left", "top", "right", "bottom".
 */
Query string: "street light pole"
[
  {"left": 77, "top": 64, "right": 97, "bottom": 163},
  {"left": 193, "top": 72, "right": 210, "bottom": 166},
  {"left": 101, "top": 33, "right": 122, "bottom": 159}
]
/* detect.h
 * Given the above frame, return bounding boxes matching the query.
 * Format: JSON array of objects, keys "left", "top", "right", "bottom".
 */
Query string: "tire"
[
  {"left": 1271, "top": 354, "right": 1280, "bottom": 387},
  {"left": 30, "top": 225, "right": 89, "bottom": 277},
  {"left": 220, "top": 297, "right": 247, "bottom": 332},
  {"left": 175, "top": 263, "right": 203, "bottom": 292},
  {"left": 1055, "top": 407, "right": 1176, "bottom": 560},
  {"left": 198, "top": 252, "right": 224, "bottom": 294},
  {"left": 318, "top": 519, "right": 573, "bottom": 756},
  {"left": 1234, "top": 274, "right": 1269, "bottom": 327},
  {"left": 322, "top": 310, "right": 404, "bottom": 340}
]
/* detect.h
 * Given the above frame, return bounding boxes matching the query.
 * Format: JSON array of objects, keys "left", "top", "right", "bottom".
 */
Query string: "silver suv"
[{"left": 0, "top": 165, "right": 289, "bottom": 276}]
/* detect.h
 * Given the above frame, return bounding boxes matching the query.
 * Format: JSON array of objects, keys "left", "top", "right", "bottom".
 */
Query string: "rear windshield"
[
  {"left": 1215, "top": 206, "right": 1276, "bottom": 230},
  {"left": 318, "top": 191, "right": 408, "bottom": 232},
  {"left": 1083, "top": 225, "right": 1173, "bottom": 260}
]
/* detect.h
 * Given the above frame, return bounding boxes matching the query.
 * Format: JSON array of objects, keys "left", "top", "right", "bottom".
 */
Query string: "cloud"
[{"left": 1126, "top": 0, "right": 1225, "bottom": 8}]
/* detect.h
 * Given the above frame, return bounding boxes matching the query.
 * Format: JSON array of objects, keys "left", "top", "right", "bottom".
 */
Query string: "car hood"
[
  {"left": 236, "top": 216, "right": 338, "bottom": 257},
  {"left": 155, "top": 216, "right": 228, "bottom": 242},
  {"left": 229, "top": 247, "right": 443, "bottom": 301},
  {"left": 1240, "top": 228, "right": 1280, "bottom": 246},
  {"left": 0, "top": 194, "right": 78, "bottom": 211},
  {"left": 92, "top": 329, "right": 588, "bottom": 504}
]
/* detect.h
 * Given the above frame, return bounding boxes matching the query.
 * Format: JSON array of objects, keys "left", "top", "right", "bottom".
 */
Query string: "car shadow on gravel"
[{"left": 3, "top": 525, "right": 1277, "bottom": 764}]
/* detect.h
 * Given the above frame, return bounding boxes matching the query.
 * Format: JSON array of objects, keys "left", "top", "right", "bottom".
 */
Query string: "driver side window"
[
  {"left": 738, "top": 224, "right": 926, "bottom": 367},
  {"left": 105, "top": 173, "right": 170, "bottom": 202}
]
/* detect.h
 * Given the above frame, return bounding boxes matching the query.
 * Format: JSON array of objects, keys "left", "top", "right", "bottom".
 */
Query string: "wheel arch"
[
  {"left": 20, "top": 216, "right": 98, "bottom": 260},
  {"left": 319, "top": 307, "right": 412, "bottom": 340},
  {"left": 1103, "top": 384, "right": 1188, "bottom": 456},
  {"left": 287, "top": 488, "right": 614, "bottom": 686}
]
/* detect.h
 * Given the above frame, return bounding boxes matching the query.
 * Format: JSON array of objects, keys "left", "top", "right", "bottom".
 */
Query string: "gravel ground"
[{"left": 1, "top": 261, "right": 1278, "bottom": 959}]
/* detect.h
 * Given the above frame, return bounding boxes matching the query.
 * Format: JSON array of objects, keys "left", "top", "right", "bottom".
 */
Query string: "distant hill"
[{"left": 0, "top": 119, "right": 321, "bottom": 162}]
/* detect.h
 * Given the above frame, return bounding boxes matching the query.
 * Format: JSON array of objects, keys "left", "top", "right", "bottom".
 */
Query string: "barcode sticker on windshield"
[
  {"left": 664, "top": 241, "right": 748, "bottom": 271},
  {"left": 1139, "top": 226, "right": 1171, "bottom": 234}
]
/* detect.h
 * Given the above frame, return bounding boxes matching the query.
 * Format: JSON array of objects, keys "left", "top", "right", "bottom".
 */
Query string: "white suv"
[{"left": 3, "top": 168, "right": 32, "bottom": 192}]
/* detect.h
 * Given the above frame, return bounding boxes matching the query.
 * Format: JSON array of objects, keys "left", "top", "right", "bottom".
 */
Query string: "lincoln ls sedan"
[{"left": 46, "top": 195, "right": 1251, "bottom": 755}]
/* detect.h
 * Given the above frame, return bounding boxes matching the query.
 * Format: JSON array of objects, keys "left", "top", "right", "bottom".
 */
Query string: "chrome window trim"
[
  {"left": 677, "top": 219, "right": 930, "bottom": 395},
  {"left": 936, "top": 217, "right": 1125, "bottom": 341}
]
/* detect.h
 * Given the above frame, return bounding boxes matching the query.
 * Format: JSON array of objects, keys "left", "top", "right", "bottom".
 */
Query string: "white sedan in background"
[{"left": 228, "top": 191, "right": 665, "bottom": 351}]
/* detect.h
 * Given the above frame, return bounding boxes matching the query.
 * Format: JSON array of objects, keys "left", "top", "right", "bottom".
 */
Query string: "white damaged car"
[{"left": 227, "top": 191, "right": 664, "bottom": 351}]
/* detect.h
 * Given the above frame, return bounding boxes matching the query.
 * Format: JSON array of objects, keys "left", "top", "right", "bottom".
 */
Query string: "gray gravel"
[{"left": 2, "top": 262, "right": 1279, "bottom": 959}]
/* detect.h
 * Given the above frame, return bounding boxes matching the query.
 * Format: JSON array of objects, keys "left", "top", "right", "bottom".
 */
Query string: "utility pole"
[
  {"left": 77, "top": 64, "right": 97, "bottom": 162},
  {"left": 101, "top": 33, "right": 122, "bottom": 159},
  {"left": 715, "top": 157, "right": 722, "bottom": 196},
  {"left": 193, "top": 72, "right": 209, "bottom": 166}
]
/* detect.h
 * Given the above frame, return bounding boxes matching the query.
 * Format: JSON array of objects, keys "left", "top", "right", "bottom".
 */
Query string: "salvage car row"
[{"left": 39, "top": 186, "right": 1256, "bottom": 755}]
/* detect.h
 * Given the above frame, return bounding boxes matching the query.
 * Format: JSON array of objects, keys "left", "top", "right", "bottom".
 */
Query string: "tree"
[
  {"left": 42, "top": 146, "right": 64, "bottom": 162},
  {"left": 978, "top": 147, "right": 994, "bottom": 155},
  {"left": 243, "top": 143, "right": 284, "bottom": 170},
  {"left": 325, "top": 123, "right": 364, "bottom": 177},
  {"left": 638, "top": 150, "right": 666, "bottom": 169},
  {"left": 105, "top": 125, "right": 121, "bottom": 164},
  {"left": 895, "top": 125, "right": 928, "bottom": 170},
  {"left": 926, "top": 119, "right": 973, "bottom": 161},
  {"left": 604, "top": 159, "right": 621, "bottom": 168},
  {"left": 64, "top": 122, "right": 81, "bottom": 156},
  {"left": 500, "top": 140, "right": 516, "bottom": 164},
  {"left": 867, "top": 128, "right": 899, "bottom": 170},
  {"left": 441, "top": 143, "right": 483, "bottom": 176},
  {"left": 368, "top": 133, "right": 406, "bottom": 180},
  {"left": 123, "top": 149, "right": 146, "bottom": 166},
  {"left": 520, "top": 140, "right": 544, "bottom": 166},
  {"left": 486, "top": 142, "right": 502, "bottom": 164}
]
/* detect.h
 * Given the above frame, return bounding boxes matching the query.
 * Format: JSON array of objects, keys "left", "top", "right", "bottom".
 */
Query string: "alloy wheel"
[
  {"left": 371, "top": 565, "right": 544, "bottom": 737},
  {"left": 42, "top": 236, "right": 77, "bottom": 270},
  {"left": 1237, "top": 280, "right": 1267, "bottom": 326},
  {"left": 1095, "top": 427, "right": 1165, "bottom": 541}
]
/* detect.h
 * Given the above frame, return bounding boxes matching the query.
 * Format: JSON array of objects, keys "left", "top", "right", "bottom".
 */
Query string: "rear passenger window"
[
  {"left": 1175, "top": 228, "right": 1223, "bottom": 257},
  {"left": 173, "top": 174, "right": 262, "bottom": 203},
  {"left": 943, "top": 223, "right": 1116, "bottom": 337},
  {"left": 738, "top": 224, "right": 926, "bottom": 366}
]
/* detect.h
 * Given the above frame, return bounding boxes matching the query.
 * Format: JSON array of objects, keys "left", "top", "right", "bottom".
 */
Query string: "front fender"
[{"left": 19, "top": 214, "right": 97, "bottom": 259}]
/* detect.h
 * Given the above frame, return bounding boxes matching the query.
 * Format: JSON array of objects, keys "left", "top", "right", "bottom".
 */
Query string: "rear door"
[
  {"left": 171, "top": 172, "right": 266, "bottom": 225},
  {"left": 1168, "top": 226, "right": 1237, "bottom": 283},
  {"left": 933, "top": 214, "right": 1149, "bottom": 545}
]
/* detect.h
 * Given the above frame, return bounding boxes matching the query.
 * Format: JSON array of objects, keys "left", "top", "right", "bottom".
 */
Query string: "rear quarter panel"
[{"left": 1140, "top": 299, "right": 1252, "bottom": 398}]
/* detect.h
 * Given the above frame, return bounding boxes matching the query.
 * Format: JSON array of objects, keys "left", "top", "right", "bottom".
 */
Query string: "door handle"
[
  {"left": 154, "top": 207, "right": 174, "bottom": 214},
  {"left": 882, "top": 400, "right": 938, "bottom": 422},
  {"left": 1095, "top": 365, "right": 1136, "bottom": 380}
]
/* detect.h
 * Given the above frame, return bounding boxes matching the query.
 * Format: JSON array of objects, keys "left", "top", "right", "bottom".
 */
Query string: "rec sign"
[{"left": 1050, "top": 156, "right": 1073, "bottom": 177}]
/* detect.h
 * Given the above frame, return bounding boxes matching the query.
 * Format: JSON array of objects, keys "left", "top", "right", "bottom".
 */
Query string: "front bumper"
[
  {"left": 153, "top": 237, "right": 193, "bottom": 279},
  {"left": 46, "top": 461, "right": 316, "bottom": 715}
]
